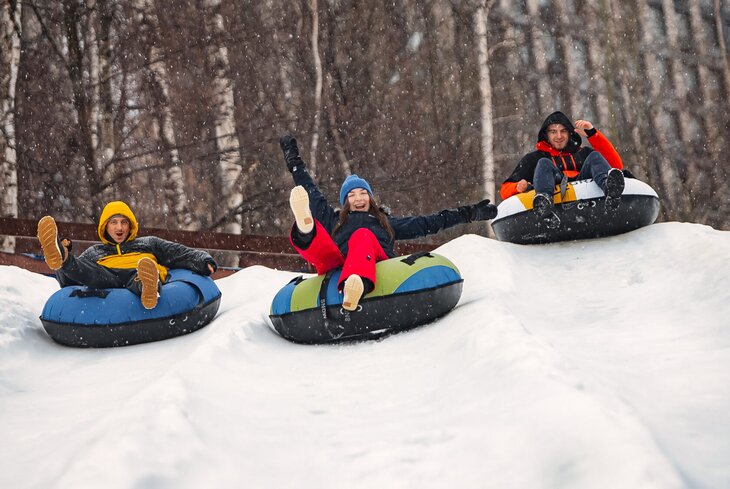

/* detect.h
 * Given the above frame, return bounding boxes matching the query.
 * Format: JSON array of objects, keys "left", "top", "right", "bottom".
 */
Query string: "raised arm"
[
  {"left": 279, "top": 136, "right": 338, "bottom": 231},
  {"left": 575, "top": 120, "right": 623, "bottom": 170},
  {"left": 390, "top": 200, "right": 497, "bottom": 240}
]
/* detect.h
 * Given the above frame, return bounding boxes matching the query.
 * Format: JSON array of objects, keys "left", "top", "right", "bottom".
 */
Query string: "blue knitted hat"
[{"left": 339, "top": 174, "right": 373, "bottom": 205}]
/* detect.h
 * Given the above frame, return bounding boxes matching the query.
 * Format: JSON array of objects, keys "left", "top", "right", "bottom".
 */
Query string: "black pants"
[{"left": 55, "top": 255, "right": 145, "bottom": 296}]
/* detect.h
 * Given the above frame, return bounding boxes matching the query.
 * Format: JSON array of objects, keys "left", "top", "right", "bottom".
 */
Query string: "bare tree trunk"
[
  {"left": 554, "top": 0, "right": 580, "bottom": 116},
  {"left": 0, "top": 0, "right": 21, "bottom": 252},
  {"left": 321, "top": 6, "right": 350, "bottom": 177},
  {"left": 200, "top": 0, "right": 243, "bottom": 235},
  {"left": 714, "top": 0, "right": 730, "bottom": 101},
  {"left": 636, "top": 0, "right": 688, "bottom": 218},
  {"left": 308, "top": 0, "right": 322, "bottom": 175},
  {"left": 474, "top": 0, "right": 496, "bottom": 205},
  {"left": 583, "top": 2, "right": 610, "bottom": 125},
  {"left": 63, "top": 0, "right": 101, "bottom": 219},
  {"left": 96, "top": 0, "right": 116, "bottom": 202},
  {"left": 526, "top": 0, "right": 550, "bottom": 113},
  {"left": 688, "top": 0, "right": 721, "bottom": 161},
  {"left": 270, "top": 0, "right": 299, "bottom": 131},
  {"left": 137, "top": 0, "right": 193, "bottom": 229},
  {"left": 605, "top": 0, "right": 646, "bottom": 175},
  {"left": 326, "top": 73, "right": 351, "bottom": 176},
  {"left": 661, "top": 0, "right": 691, "bottom": 143}
]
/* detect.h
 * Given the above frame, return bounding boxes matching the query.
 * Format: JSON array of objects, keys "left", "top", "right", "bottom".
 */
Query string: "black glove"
[
  {"left": 204, "top": 258, "right": 218, "bottom": 276},
  {"left": 279, "top": 135, "right": 305, "bottom": 173},
  {"left": 60, "top": 238, "right": 73, "bottom": 253},
  {"left": 458, "top": 199, "right": 498, "bottom": 222}
]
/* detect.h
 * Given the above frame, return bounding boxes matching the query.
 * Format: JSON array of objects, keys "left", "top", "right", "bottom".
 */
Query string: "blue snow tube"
[{"left": 40, "top": 269, "right": 221, "bottom": 347}]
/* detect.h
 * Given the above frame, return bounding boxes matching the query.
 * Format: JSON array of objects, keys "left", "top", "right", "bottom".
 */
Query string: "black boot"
[
  {"left": 603, "top": 169, "right": 625, "bottom": 210},
  {"left": 532, "top": 193, "right": 560, "bottom": 229}
]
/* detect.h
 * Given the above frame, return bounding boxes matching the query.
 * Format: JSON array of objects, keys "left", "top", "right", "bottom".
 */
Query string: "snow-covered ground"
[{"left": 1, "top": 222, "right": 729, "bottom": 489}]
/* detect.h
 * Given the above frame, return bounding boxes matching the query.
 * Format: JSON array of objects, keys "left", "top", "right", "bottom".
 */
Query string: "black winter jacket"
[
  {"left": 78, "top": 237, "right": 216, "bottom": 276},
  {"left": 292, "top": 167, "right": 470, "bottom": 258}
]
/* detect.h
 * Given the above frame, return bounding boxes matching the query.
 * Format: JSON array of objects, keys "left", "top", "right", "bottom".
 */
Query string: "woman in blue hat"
[{"left": 280, "top": 135, "right": 497, "bottom": 311}]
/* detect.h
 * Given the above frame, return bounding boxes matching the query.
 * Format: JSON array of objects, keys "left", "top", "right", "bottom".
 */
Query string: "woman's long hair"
[{"left": 333, "top": 194, "right": 395, "bottom": 240}]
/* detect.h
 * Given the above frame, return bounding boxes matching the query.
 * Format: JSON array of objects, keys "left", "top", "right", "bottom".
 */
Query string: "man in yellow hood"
[{"left": 37, "top": 201, "right": 217, "bottom": 309}]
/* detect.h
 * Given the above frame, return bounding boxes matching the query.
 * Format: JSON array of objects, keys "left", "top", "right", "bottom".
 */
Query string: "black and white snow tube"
[
  {"left": 492, "top": 177, "right": 660, "bottom": 244},
  {"left": 40, "top": 269, "right": 221, "bottom": 348}
]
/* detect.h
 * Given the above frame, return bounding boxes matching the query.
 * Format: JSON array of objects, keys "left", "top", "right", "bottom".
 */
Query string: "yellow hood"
[{"left": 97, "top": 201, "right": 139, "bottom": 244}]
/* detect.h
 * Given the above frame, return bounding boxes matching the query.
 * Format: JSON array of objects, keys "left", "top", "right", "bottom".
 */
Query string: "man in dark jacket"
[
  {"left": 37, "top": 201, "right": 216, "bottom": 309},
  {"left": 500, "top": 111, "right": 625, "bottom": 227}
]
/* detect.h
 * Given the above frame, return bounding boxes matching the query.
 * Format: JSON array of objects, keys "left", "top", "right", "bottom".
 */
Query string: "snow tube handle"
[
  {"left": 401, "top": 252, "right": 434, "bottom": 266},
  {"left": 69, "top": 288, "right": 110, "bottom": 299},
  {"left": 318, "top": 270, "right": 336, "bottom": 319}
]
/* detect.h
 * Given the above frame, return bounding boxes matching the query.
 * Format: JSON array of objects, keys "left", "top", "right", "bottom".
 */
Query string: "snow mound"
[{"left": 1, "top": 222, "right": 729, "bottom": 489}]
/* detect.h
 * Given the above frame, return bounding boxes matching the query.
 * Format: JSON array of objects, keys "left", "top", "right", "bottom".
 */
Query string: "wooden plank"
[
  {"left": 0, "top": 217, "right": 439, "bottom": 255},
  {"left": 0, "top": 217, "right": 294, "bottom": 253},
  {"left": 1, "top": 217, "right": 441, "bottom": 277},
  {"left": 0, "top": 251, "right": 304, "bottom": 279}
]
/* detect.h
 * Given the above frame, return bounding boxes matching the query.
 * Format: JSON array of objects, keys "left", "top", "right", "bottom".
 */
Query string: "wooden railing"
[{"left": 0, "top": 217, "right": 438, "bottom": 278}]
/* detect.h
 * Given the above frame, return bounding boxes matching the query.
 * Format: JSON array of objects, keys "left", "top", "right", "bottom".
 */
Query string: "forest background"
[{"left": 2, "top": 0, "right": 729, "bottom": 255}]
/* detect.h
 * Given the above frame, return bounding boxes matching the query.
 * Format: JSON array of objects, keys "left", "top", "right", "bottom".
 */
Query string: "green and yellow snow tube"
[{"left": 269, "top": 252, "right": 463, "bottom": 344}]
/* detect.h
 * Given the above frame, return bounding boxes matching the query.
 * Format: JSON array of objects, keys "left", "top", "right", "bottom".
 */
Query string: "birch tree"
[
  {"left": 200, "top": 0, "right": 243, "bottom": 234},
  {"left": 308, "top": 0, "right": 323, "bottom": 175},
  {"left": 474, "top": 0, "right": 496, "bottom": 205},
  {"left": 0, "top": 0, "right": 21, "bottom": 252}
]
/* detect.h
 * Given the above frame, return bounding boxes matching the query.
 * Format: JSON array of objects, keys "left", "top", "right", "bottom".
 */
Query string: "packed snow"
[{"left": 1, "top": 222, "right": 729, "bottom": 489}]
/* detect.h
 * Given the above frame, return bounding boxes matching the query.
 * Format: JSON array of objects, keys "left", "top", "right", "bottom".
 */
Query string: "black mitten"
[
  {"left": 459, "top": 199, "right": 498, "bottom": 222},
  {"left": 279, "top": 135, "right": 305, "bottom": 172}
]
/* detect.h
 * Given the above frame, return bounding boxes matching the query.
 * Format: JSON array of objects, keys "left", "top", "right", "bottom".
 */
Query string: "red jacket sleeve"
[
  {"left": 500, "top": 181, "right": 520, "bottom": 201},
  {"left": 588, "top": 131, "right": 623, "bottom": 170}
]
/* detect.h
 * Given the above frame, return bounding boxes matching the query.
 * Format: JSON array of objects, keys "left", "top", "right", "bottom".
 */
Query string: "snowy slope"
[{"left": 1, "top": 222, "right": 729, "bottom": 489}]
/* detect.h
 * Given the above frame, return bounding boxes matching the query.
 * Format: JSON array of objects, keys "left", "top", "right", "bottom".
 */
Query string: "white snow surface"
[{"left": 1, "top": 222, "right": 729, "bottom": 489}]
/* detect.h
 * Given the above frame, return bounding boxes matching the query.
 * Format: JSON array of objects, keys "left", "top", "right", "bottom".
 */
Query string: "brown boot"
[
  {"left": 342, "top": 274, "right": 365, "bottom": 311},
  {"left": 136, "top": 257, "right": 159, "bottom": 309},
  {"left": 37, "top": 216, "right": 67, "bottom": 270}
]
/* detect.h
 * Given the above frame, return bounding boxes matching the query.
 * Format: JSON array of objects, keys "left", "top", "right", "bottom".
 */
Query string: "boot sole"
[
  {"left": 290, "top": 186, "right": 314, "bottom": 233},
  {"left": 137, "top": 257, "right": 159, "bottom": 310},
  {"left": 605, "top": 170, "right": 625, "bottom": 199},
  {"left": 532, "top": 195, "right": 561, "bottom": 229},
  {"left": 604, "top": 170, "right": 625, "bottom": 210},
  {"left": 342, "top": 274, "right": 364, "bottom": 311},
  {"left": 37, "top": 216, "right": 63, "bottom": 270}
]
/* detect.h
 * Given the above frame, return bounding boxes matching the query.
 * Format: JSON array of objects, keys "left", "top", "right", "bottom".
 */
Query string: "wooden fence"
[{"left": 0, "top": 217, "right": 438, "bottom": 279}]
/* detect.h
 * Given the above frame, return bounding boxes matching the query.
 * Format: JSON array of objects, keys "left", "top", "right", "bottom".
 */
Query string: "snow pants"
[
  {"left": 54, "top": 254, "right": 148, "bottom": 296},
  {"left": 290, "top": 220, "right": 389, "bottom": 291},
  {"left": 534, "top": 151, "right": 612, "bottom": 195}
]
